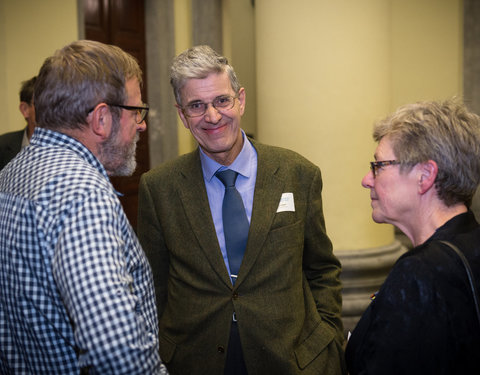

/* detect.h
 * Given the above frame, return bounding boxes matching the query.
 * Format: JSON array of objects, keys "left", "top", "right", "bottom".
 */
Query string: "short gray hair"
[
  {"left": 373, "top": 98, "right": 480, "bottom": 206},
  {"left": 170, "top": 45, "right": 241, "bottom": 105},
  {"left": 35, "top": 40, "right": 142, "bottom": 130}
]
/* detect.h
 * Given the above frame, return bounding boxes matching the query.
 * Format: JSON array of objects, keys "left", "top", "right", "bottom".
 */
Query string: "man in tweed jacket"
[{"left": 138, "top": 45, "right": 345, "bottom": 375}]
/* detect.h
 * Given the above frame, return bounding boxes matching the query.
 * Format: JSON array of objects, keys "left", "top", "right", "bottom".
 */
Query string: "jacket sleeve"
[
  {"left": 137, "top": 173, "right": 170, "bottom": 318},
  {"left": 302, "top": 167, "right": 344, "bottom": 341}
]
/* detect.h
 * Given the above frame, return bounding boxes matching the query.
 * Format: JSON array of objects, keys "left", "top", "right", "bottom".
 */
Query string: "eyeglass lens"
[
  {"left": 185, "top": 95, "right": 236, "bottom": 117},
  {"left": 137, "top": 107, "right": 148, "bottom": 124},
  {"left": 370, "top": 160, "right": 399, "bottom": 177}
]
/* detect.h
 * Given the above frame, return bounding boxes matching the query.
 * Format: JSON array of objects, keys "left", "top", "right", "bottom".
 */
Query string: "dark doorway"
[{"left": 84, "top": 0, "right": 148, "bottom": 230}]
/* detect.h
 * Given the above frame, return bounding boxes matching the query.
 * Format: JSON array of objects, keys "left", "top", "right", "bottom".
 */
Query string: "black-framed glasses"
[
  {"left": 370, "top": 160, "right": 400, "bottom": 177},
  {"left": 181, "top": 95, "right": 238, "bottom": 118},
  {"left": 108, "top": 103, "right": 149, "bottom": 124}
]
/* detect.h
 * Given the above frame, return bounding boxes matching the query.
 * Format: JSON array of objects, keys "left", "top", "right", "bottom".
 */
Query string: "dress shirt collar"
[
  {"left": 31, "top": 127, "right": 110, "bottom": 182},
  {"left": 199, "top": 130, "right": 255, "bottom": 181}
]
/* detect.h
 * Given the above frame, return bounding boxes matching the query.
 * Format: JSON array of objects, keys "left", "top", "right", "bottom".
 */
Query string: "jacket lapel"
[
  {"left": 236, "top": 142, "right": 285, "bottom": 286},
  {"left": 175, "top": 150, "right": 233, "bottom": 287}
]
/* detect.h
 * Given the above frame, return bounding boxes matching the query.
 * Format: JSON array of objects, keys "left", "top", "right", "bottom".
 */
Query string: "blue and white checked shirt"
[{"left": 0, "top": 128, "right": 167, "bottom": 374}]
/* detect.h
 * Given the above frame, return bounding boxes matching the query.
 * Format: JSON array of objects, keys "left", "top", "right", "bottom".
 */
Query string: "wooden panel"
[
  {"left": 84, "top": 0, "right": 109, "bottom": 43},
  {"left": 84, "top": 0, "right": 148, "bottom": 230}
]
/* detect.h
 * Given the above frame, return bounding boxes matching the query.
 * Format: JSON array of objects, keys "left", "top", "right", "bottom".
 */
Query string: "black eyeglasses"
[
  {"left": 108, "top": 103, "right": 149, "bottom": 124},
  {"left": 370, "top": 160, "right": 400, "bottom": 177},
  {"left": 87, "top": 103, "right": 149, "bottom": 124},
  {"left": 181, "top": 95, "right": 238, "bottom": 118}
]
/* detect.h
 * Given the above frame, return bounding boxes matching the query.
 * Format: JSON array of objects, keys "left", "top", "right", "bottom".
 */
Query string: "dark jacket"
[
  {"left": 346, "top": 211, "right": 480, "bottom": 374},
  {"left": 0, "top": 129, "right": 24, "bottom": 170}
]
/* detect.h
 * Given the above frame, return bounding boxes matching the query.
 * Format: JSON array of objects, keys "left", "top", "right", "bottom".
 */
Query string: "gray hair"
[
  {"left": 34, "top": 40, "right": 142, "bottom": 130},
  {"left": 373, "top": 98, "right": 480, "bottom": 206},
  {"left": 170, "top": 45, "right": 241, "bottom": 105}
]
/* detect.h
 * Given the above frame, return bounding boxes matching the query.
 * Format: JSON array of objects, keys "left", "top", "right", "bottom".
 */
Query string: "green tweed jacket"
[{"left": 138, "top": 139, "right": 346, "bottom": 375}]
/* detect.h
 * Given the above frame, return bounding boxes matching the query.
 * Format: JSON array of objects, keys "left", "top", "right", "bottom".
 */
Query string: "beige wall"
[
  {"left": 0, "top": 0, "right": 78, "bottom": 135},
  {"left": 391, "top": 0, "right": 463, "bottom": 108},
  {"left": 255, "top": 0, "right": 390, "bottom": 250},
  {"left": 255, "top": 0, "right": 462, "bottom": 250}
]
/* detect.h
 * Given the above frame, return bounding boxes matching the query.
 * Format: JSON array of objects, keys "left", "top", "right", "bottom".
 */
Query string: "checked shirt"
[{"left": 0, "top": 128, "right": 167, "bottom": 374}]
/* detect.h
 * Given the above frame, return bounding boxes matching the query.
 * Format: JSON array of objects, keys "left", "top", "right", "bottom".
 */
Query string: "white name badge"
[{"left": 276, "top": 192, "right": 295, "bottom": 213}]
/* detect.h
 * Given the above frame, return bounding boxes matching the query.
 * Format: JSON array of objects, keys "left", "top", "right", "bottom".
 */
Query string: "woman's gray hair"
[
  {"left": 170, "top": 45, "right": 241, "bottom": 105},
  {"left": 373, "top": 98, "right": 480, "bottom": 206},
  {"left": 34, "top": 40, "right": 142, "bottom": 130}
]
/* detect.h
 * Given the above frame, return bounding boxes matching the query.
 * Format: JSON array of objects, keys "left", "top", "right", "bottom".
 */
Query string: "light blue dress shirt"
[{"left": 199, "top": 131, "right": 258, "bottom": 280}]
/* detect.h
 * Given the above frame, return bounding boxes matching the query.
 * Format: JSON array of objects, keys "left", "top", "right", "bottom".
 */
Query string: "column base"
[{"left": 336, "top": 240, "right": 407, "bottom": 337}]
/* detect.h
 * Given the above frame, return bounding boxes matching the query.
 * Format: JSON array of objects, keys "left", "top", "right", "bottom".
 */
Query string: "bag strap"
[{"left": 439, "top": 240, "right": 480, "bottom": 328}]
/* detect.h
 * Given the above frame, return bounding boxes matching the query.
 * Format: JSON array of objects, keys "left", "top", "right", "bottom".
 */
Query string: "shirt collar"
[
  {"left": 21, "top": 128, "right": 29, "bottom": 149},
  {"left": 200, "top": 130, "right": 254, "bottom": 181},
  {"left": 31, "top": 127, "right": 110, "bottom": 181}
]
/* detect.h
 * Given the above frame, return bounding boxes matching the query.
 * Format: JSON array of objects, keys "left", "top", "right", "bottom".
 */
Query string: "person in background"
[
  {"left": 137, "top": 45, "right": 345, "bottom": 375},
  {"left": 346, "top": 98, "right": 480, "bottom": 374},
  {"left": 0, "top": 76, "right": 37, "bottom": 169},
  {"left": 0, "top": 40, "right": 167, "bottom": 374}
]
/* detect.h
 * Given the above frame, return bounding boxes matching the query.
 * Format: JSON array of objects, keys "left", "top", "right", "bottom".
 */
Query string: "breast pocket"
[{"left": 268, "top": 219, "right": 304, "bottom": 247}]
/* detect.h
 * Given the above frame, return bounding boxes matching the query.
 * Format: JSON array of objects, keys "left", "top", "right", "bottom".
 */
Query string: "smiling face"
[
  {"left": 177, "top": 71, "right": 245, "bottom": 166},
  {"left": 361, "top": 136, "right": 419, "bottom": 227}
]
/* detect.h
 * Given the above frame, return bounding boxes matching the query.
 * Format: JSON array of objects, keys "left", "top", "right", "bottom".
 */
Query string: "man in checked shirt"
[{"left": 0, "top": 40, "right": 167, "bottom": 374}]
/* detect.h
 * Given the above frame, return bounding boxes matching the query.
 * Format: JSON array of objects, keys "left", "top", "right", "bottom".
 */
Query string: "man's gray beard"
[{"left": 100, "top": 119, "right": 139, "bottom": 177}]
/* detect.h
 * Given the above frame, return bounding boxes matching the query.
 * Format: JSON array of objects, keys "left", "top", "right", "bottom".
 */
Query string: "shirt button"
[{"left": 217, "top": 346, "right": 225, "bottom": 353}]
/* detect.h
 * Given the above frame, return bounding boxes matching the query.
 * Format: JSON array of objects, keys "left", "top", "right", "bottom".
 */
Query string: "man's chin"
[
  {"left": 109, "top": 159, "right": 137, "bottom": 177},
  {"left": 104, "top": 136, "right": 139, "bottom": 177}
]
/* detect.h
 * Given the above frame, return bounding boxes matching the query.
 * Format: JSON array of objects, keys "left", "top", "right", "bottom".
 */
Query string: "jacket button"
[
  {"left": 232, "top": 292, "right": 239, "bottom": 300},
  {"left": 217, "top": 346, "right": 225, "bottom": 353}
]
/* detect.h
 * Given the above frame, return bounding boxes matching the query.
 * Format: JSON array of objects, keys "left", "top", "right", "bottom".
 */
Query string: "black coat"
[
  {"left": 0, "top": 129, "right": 24, "bottom": 170},
  {"left": 346, "top": 211, "right": 480, "bottom": 374}
]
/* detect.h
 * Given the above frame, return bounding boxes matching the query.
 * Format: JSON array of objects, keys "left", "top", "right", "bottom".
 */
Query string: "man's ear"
[
  {"left": 175, "top": 104, "right": 190, "bottom": 130},
  {"left": 89, "top": 103, "right": 112, "bottom": 139},
  {"left": 19, "top": 101, "right": 30, "bottom": 119},
  {"left": 237, "top": 87, "right": 246, "bottom": 116},
  {"left": 418, "top": 160, "right": 438, "bottom": 194}
]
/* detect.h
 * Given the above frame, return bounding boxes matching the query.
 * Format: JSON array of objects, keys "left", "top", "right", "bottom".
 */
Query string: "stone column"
[
  {"left": 254, "top": 0, "right": 453, "bottom": 335},
  {"left": 145, "top": 0, "right": 178, "bottom": 168}
]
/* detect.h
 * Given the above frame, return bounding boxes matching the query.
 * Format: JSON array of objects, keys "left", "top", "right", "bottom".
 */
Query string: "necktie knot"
[{"left": 216, "top": 169, "right": 238, "bottom": 188}]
